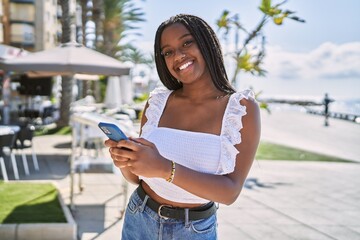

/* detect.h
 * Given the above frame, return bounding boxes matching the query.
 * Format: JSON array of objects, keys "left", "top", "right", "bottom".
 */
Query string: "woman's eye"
[
  {"left": 183, "top": 40, "right": 193, "bottom": 47},
  {"left": 162, "top": 50, "right": 173, "bottom": 58}
]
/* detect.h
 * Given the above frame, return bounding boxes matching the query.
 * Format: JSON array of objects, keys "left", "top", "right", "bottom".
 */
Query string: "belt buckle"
[{"left": 158, "top": 205, "right": 172, "bottom": 219}]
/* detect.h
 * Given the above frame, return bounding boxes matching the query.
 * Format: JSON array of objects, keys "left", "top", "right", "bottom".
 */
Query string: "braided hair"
[{"left": 154, "top": 14, "right": 236, "bottom": 94}]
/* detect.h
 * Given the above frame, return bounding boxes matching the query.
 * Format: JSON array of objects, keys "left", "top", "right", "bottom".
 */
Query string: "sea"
[
  {"left": 265, "top": 97, "right": 360, "bottom": 116},
  {"left": 325, "top": 98, "right": 360, "bottom": 115}
]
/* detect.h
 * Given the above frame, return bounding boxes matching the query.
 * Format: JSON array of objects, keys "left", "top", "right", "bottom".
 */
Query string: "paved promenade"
[
  {"left": 261, "top": 109, "right": 360, "bottom": 162},
  {"left": 3, "top": 110, "right": 360, "bottom": 239}
]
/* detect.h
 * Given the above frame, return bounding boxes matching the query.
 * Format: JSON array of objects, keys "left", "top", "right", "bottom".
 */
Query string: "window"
[
  {"left": 10, "top": 3, "right": 35, "bottom": 22},
  {"left": 10, "top": 23, "right": 35, "bottom": 44}
]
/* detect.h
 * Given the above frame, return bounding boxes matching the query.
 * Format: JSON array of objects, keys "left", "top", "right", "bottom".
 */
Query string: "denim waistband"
[{"left": 136, "top": 183, "right": 217, "bottom": 221}]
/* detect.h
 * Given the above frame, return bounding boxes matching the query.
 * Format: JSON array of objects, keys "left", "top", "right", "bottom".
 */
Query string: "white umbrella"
[
  {"left": 0, "top": 44, "right": 29, "bottom": 60},
  {"left": 0, "top": 41, "right": 130, "bottom": 76},
  {"left": 104, "top": 76, "right": 123, "bottom": 109}
]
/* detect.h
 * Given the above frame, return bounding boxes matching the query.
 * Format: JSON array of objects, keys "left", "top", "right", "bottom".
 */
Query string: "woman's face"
[{"left": 160, "top": 23, "right": 210, "bottom": 84}]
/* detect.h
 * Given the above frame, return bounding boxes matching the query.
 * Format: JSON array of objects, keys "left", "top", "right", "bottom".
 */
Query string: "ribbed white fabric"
[{"left": 140, "top": 87, "right": 255, "bottom": 204}]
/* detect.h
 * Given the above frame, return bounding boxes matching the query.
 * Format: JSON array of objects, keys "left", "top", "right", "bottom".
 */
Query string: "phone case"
[{"left": 98, "top": 122, "right": 128, "bottom": 141}]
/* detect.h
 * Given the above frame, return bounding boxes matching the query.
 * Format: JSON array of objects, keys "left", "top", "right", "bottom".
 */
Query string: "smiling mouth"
[{"left": 178, "top": 61, "right": 193, "bottom": 71}]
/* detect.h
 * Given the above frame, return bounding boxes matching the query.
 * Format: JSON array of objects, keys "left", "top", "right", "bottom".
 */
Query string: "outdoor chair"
[
  {"left": 0, "top": 133, "right": 19, "bottom": 181},
  {"left": 14, "top": 124, "right": 39, "bottom": 175}
]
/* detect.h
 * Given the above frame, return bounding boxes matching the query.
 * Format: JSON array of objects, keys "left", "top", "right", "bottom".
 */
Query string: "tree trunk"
[
  {"left": 93, "top": 0, "right": 104, "bottom": 49},
  {"left": 92, "top": 0, "right": 104, "bottom": 102},
  {"left": 79, "top": 0, "right": 89, "bottom": 98},
  {"left": 79, "top": 0, "right": 87, "bottom": 45},
  {"left": 57, "top": 0, "right": 74, "bottom": 127}
]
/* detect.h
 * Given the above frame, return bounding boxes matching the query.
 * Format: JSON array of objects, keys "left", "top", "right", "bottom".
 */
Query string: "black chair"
[
  {"left": 14, "top": 125, "right": 39, "bottom": 175},
  {"left": 0, "top": 133, "right": 19, "bottom": 181}
]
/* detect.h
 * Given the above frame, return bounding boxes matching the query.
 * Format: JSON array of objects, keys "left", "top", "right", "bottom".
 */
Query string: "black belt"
[{"left": 136, "top": 183, "right": 217, "bottom": 221}]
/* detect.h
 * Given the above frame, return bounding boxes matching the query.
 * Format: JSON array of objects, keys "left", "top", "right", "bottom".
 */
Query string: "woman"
[{"left": 105, "top": 14, "right": 261, "bottom": 239}]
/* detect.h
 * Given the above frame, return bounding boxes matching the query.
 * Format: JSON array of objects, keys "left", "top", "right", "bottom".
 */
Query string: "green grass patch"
[
  {"left": 0, "top": 182, "right": 67, "bottom": 223},
  {"left": 35, "top": 126, "right": 72, "bottom": 136},
  {"left": 256, "top": 141, "right": 354, "bottom": 162}
]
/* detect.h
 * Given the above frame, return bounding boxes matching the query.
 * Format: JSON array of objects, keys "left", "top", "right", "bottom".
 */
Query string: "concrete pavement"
[
  {"left": 218, "top": 160, "right": 360, "bottom": 240},
  {"left": 2, "top": 109, "right": 360, "bottom": 239}
]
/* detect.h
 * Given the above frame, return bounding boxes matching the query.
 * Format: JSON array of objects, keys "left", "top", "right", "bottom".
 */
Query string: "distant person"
[
  {"left": 104, "top": 14, "right": 261, "bottom": 239},
  {"left": 323, "top": 93, "right": 334, "bottom": 126}
]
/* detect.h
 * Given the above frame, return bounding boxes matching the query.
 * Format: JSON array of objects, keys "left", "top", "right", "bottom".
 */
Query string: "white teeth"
[{"left": 179, "top": 61, "right": 192, "bottom": 70}]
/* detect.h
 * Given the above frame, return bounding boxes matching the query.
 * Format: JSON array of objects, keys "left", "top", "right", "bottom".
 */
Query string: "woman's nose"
[{"left": 174, "top": 49, "right": 186, "bottom": 61}]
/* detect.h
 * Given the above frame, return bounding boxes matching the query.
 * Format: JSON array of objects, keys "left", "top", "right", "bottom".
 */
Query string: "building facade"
[{"left": 1, "top": 0, "right": 76, "bottom": 51}]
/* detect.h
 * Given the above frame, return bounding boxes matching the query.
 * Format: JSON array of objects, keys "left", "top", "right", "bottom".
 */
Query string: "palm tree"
[
  {"left": 93, "top": 0, "right": 146, "bottom": 101},
  {"left": 120, "top": 46, "right": 152, "bottom": 66},
  {"left": 56, "top": 0, "right": 146, "bottom": 126},
  {"left": 120, "top": 46, "right": 153, "bottom": 92},
  {"left": 100, "top": 0, "right": 145, "bottom": 57},
  {"left": 58, "top": 0, "right": 74, "bottom": 127}
]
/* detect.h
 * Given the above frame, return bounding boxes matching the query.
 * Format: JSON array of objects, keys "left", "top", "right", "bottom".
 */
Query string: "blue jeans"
[{"left": 122, "top": 189, "right": 218, "bottom": 240}]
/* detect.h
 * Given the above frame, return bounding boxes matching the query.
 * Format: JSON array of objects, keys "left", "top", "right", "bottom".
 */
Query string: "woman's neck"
[{"left": 176, "top": 85, "right": 226, "bottom": 103}]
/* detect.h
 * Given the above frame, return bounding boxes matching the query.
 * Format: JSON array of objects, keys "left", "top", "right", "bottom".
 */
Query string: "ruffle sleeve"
[
  {"left": 216, "top": 89, "right": 256, "bottom": 174},
  {"left": 141, "top": 87, "right": 172, "bottom": 138}
]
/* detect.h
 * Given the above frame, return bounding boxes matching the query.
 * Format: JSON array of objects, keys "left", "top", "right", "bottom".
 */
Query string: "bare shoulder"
[
  {"left": 240, "top": 95, "right": 260, "bottom": 117},
  {"left": 240, "top": 94, "right": 258, "bottom": 106},
  {"left": 239, "top": 96, "right": 261, "bottom": 135}
]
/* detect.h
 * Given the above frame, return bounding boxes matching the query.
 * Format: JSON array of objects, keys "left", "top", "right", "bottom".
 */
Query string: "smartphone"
[{"left": 98, "top": 122, "right": 128, "bottom": 141}]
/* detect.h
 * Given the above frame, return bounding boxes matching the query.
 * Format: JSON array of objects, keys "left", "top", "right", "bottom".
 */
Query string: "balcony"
[
  {"left": 10, "top": 23, "right": 35, "bottom": 47},
  {"left": 10, "top": 2, "right": 35, "bottom": 23}
]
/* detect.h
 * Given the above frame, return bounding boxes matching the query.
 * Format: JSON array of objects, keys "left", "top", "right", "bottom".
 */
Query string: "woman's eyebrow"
[
  {"left": 161, "top": 33, "right": 192, "bottom": 50},
  {"left": 179, "top": 33, "right": 192, "bottom": 40}
]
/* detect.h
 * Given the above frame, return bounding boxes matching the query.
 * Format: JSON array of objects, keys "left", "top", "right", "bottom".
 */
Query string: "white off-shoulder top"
[{"left": 140, "top": 87, "right": 255, "bottom": 204}]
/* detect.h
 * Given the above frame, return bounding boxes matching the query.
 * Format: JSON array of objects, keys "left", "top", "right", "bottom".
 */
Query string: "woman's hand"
[
  {"left": 104, "top": 139, "right": 140, "bottom": 184},
  {"left": 107, "top": 138, "right": 171, "bottom": 180},
  {"left": 104, "top": 139, "right": 130, "bottom": 169}
]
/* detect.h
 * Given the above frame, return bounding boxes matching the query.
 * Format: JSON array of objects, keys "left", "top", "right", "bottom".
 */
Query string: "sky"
[{"left": 130, "top": 0, "right": 360, "bottom": 100}]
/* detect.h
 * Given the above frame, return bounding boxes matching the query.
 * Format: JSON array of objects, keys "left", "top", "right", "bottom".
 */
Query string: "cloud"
[
  {"left": 277, "top": 60, "right": 301, "bottom": 80},
  {"left": 264, "top": 42, "right": 360, "bottom": 81},
  {"left": 137, "top": 40, "right": 360, "bottom": 81}
]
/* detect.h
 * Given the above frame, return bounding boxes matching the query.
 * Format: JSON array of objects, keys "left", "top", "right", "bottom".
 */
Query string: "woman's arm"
[
  {"left": 116, "top": 98, "right": 261, "bottom": 205},
  {"left": 173, "top": 98, "right": 261, "bottom": 204}
]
